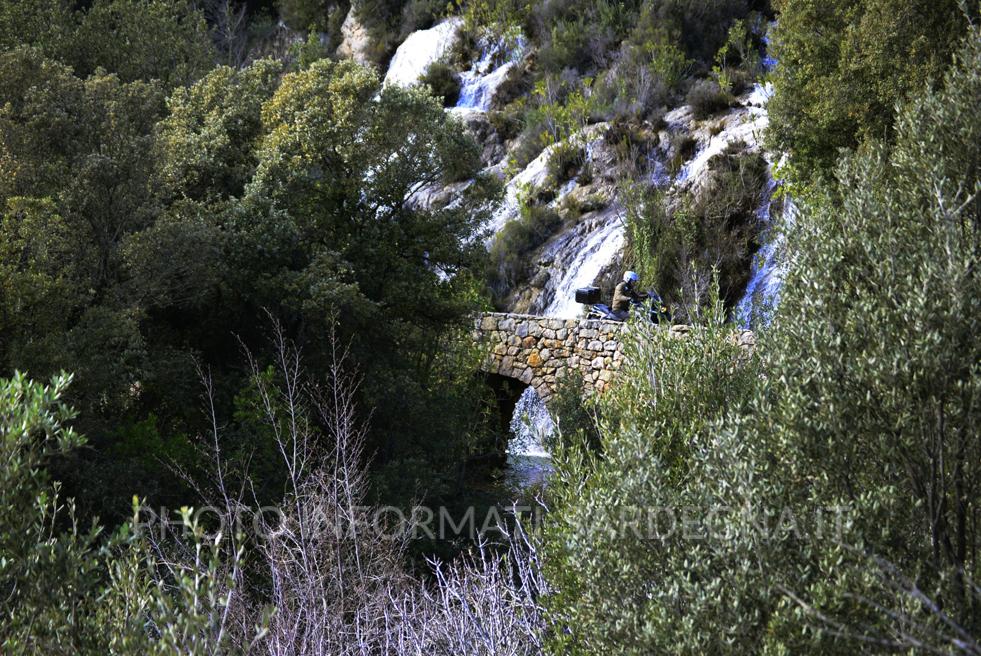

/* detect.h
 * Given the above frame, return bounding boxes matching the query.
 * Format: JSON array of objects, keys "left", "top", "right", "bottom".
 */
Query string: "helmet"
[{"left": 624, "top": 271, "right": 639, "bottom": 283}]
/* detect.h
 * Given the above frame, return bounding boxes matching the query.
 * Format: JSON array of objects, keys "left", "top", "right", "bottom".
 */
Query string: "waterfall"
[
  {"left": 506, "top": 386, "right": 554, "bottom": 490},
  {"left": 383, "top": 18, "right": 462, "bottom": 88},
  {"left": 542, "top": 210, "right": 625, "bottom": 318},
  {"left": 454, "top": 35, "right": 525, "bottom": 111},
  {"left": 736, "top": 193, "right": 795, "bottom": 327}
]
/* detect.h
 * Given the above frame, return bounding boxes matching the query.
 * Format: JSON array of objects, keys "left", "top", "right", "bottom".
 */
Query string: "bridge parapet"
[
  {"left": 475, "top": 311, "right": 755, "bottom": 405},
  {"left": 475, "top": 312, "right": 649, "bottom": 401}
]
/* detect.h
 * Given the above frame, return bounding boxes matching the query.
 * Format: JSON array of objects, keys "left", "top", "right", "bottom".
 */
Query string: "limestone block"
[
  {"left": 591, "top": 356, "right": 605, "bottom": 369},
  {"left": 480, "top": 315, "right": 497, "bottom": 331},
  {"left": 543, "top": 329, "right": 556, "bottom": 339},
  {"left": 598, "top": 369, "right": 613, "bottom": 382},
  {"left": 516, "top": 322, "right": 529, "bottom": 338},
  {"left": 493, "top": 343, "right": 507, "bottom": 355},
  {"left": 604, "top": 340, "right": 617, "bottom": 351},
  {"left": 527, "top": 351, "right": 543, "bottom": 368},
  {"left": 556, "top": 328, "right": 568, "bottom": 340},
  {"left": 547, "top": 318, "right": 565, "bottom": 331},
  {"left": 499, "top": 317, "right": 514, "bottom": 332},
  {"left": 522, "top": 336, "right": 537, "bottom": 349},
  {"left": 569, "top": 355, "right": 579, "bottom": 368},
  {"left": 336, "top": 8, "right": 372, "bottom": 64},
  {"left": 519, "top": 368, "right": 533, "bottom": 384},
  {"left": 539, "top": 348, "right": 551, "bottom": 361},
  {"left": 588, "top": 340, "right": 603, "bottom": 351},
  {"left": 508, "top": 335, "right": 522, "bottom": 346},
  {"left": 580, "top": 329, "right": 597, "bottom": 339}
]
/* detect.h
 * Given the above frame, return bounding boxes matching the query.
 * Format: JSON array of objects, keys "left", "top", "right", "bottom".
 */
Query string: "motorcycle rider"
[{"left": 611, "top": 270, "right": 644, "bottom": 321}]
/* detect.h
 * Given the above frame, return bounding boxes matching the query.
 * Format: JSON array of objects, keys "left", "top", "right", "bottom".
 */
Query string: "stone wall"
[
  {"left": 475, "top": 312, "right": 755, "bottom": 403},
  {"left": 475, "top": 313, "right": 624, "bottom": 402}
]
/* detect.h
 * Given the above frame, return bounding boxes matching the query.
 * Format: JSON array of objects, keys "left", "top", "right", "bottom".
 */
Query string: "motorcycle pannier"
[{"left": 575, "top": 286, "right": 601, "bottom": 305}]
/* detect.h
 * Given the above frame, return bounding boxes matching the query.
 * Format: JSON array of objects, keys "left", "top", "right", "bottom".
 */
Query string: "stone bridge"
[
  {"left": 474, "top": 312, "right": 755, "bottom": 405},
  {"left": 474, "top": 312, "right": 685, "bottom": 404}
]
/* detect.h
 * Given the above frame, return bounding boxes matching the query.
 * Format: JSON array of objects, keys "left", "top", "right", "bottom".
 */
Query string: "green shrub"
[
  {"left": 686, "top": 78, "right": 731, "bottom": 119},
  {"left": 420, "top": 60, "right": 461, "bottom": 106},
  {"left": 545, "top": 140, "right": 585, "bottom": 187},
  {"left": 487, "top": 199, "right": 562, "bottom": 304},
  {"left": 488, "top": 108, "right": 523, "bottom": 141},
  {"left": 543, "top": 312, "right": 764, "bottom": 654},
  {"left": 509, "top": 123, "right": 549, "bottom": 170},
  {"left": 624, "top": 143, "right": 768, "bottom": 317},
  {"left": 767, "top": 0, "right": 969, "bottom": 185},
  {"left": 544, "top": 25, "right": 981, "bottom": 653},
  {"left": 668, "top": 131, "right": 697, "bottom": 173},
  {"left": 278, "top": 0, "right": 346, "bottom": 31}
]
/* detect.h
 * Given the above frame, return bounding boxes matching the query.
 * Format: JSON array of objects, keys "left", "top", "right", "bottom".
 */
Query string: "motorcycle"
[{"left": 576, "top": 286, "right": 671, "bottom": 324}]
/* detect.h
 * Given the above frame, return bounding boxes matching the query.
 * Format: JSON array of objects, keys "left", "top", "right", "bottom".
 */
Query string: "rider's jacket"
[{"left": 612, "top": 281, "right": 643, "bottom": 312}]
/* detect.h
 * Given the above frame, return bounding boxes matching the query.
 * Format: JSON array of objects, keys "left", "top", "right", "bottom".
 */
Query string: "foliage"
[
  {"left": 543, "top": 310, "right": 765, "bottom": 654},
  {"left": 487, "top": 192, "right": 562, "bottom": 305},
  {"left": 623, "top": 143, "right": 768, "bottom": 317},
  {"left": 0, "top": 30, "right": 497, "bottom": 520},
  {"left": 0, "top": 354, "right": 547, "bottom": 653},
  {"left": 686, "top": 78, "right": 732, "bottom": 119},
  {"left": 278, "top": 0, "right": 349, "bottom": 32},
  {"left": 543, "top": 25, "right": 981, "bottom": 653},
  {"left": 767, "top": 0, "right": 970, "bottom": 186},
  {"left": 73, "top": 0, "right": 215, "bottom": 88},
  {"left": 0, "top": 373, "right": 239, "bottom": 654},
  {"left": 545, "top": 139, "right": 584, "bottom": 187},
  {"left": 420, "top": 60, "right": 462, "bottom": 106}
]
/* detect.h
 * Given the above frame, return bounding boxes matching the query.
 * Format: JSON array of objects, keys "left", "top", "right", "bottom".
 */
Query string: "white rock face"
[
  {"left": 383, "top": 18, "right": 462, "bottom": 88},
  {"left": 336, "top": 8, "right": 372, "bottom": 65},
  {"left": 485, "top": 123, "right": 607, "bottom": 239},
  {"left": 671, "top": 82, "right": 772, "bottom": 195}
]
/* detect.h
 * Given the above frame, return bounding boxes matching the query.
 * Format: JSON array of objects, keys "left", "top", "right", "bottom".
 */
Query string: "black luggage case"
[{"left": 575, "top": 286, "right": 601, "bottom": 304}]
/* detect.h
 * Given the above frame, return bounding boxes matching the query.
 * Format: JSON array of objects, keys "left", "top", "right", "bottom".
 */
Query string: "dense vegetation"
[
  {"left": 543, "top": 19, "right": 980, "bottom": 654},
  {"left": 767, "top": 0, "right": 969, "bottom": 186},
  {"left": 0, "top": 0, "right": 499, "bottom": 525},
  {"left": 0, "top": 0, "right": 978, "bottom": 653}
]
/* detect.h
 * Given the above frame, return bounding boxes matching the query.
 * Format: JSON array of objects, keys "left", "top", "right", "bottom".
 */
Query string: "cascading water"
[
  {"left": 542, "top": 209, "right": 625, "bottom": 318},
  {"left": 454, "top": 35, "right": 525, "bottom": 111},
  {"left": 383, "top": 18, "right": 462, "bottom": 88},
  {"left": 736, "top": 193, "right": 794, "bottom": 327},
  {"left": 506, "top": 386, "right": 555, "bottom": 490},
  {"left": 734, "top": 24, "right": 790, "bottom": 327}
]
